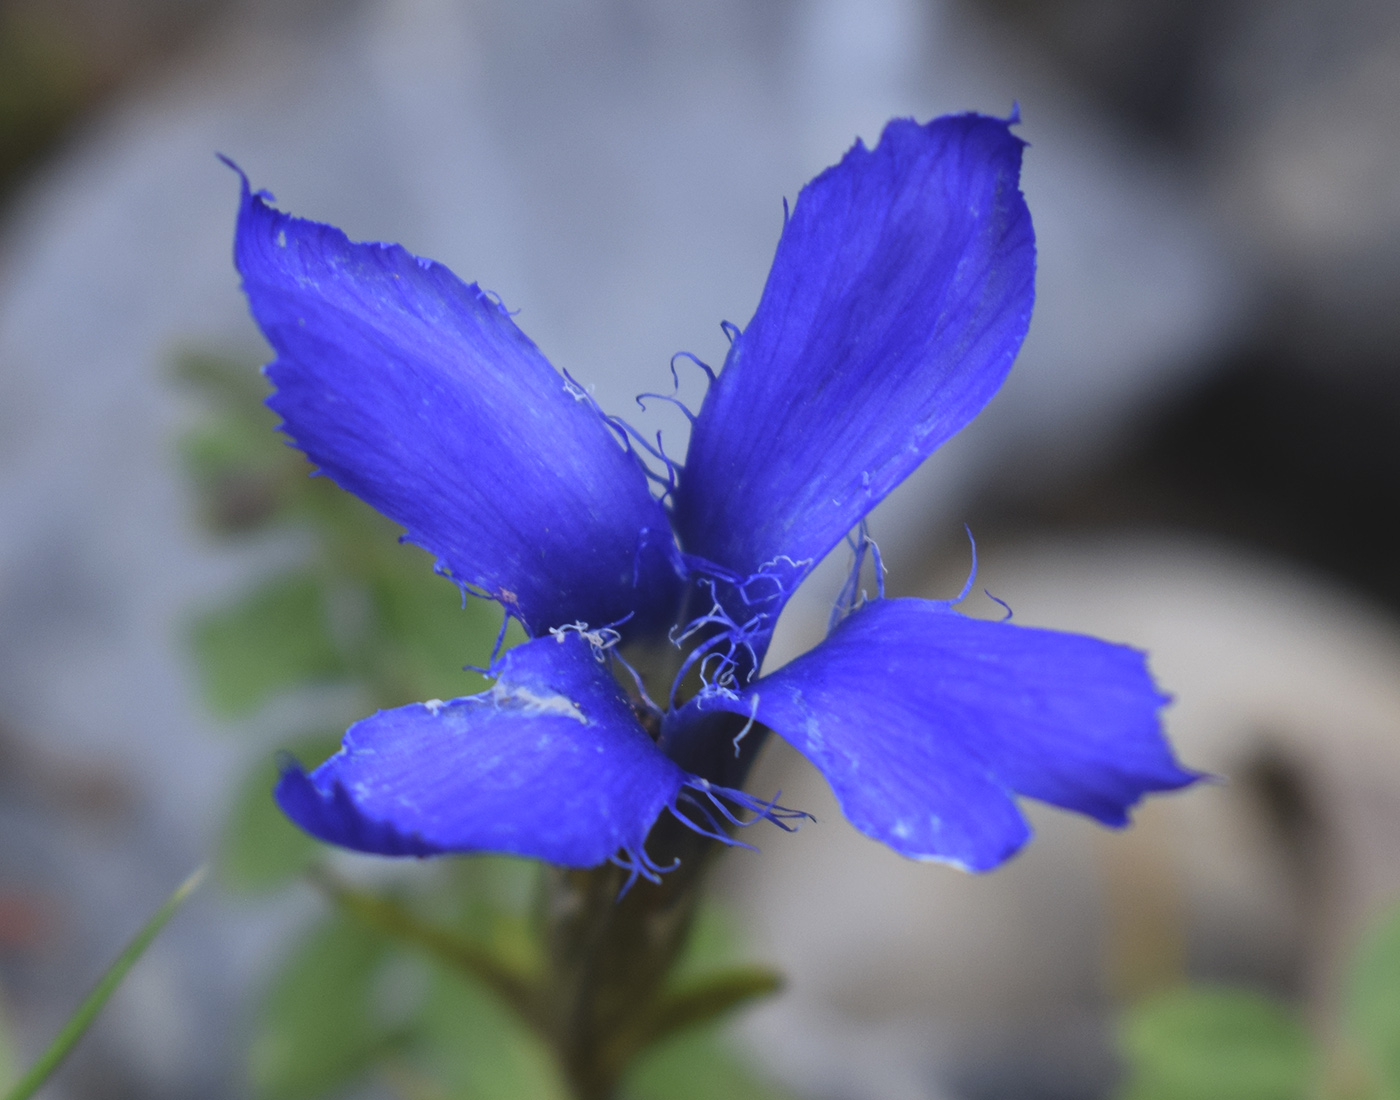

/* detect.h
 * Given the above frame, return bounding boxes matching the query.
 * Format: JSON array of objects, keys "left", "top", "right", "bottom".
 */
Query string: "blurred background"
[{"left": 0, "top": 0, "right": 1398, "bottom": 1097}]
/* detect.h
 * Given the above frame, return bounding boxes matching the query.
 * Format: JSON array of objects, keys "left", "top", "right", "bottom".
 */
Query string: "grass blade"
[{"left": 2, "top": 865, "right": 207, "bottom": 1100}]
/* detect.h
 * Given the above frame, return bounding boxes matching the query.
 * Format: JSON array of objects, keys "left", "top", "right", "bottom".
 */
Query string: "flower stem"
[{"left": 539, "top": 817, "right": 719, "bottom": 1100}]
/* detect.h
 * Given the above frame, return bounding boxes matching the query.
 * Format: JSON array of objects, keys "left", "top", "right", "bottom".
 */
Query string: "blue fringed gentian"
[{"left": 229, "top": 113, "right": 1200, "bottom": 883}]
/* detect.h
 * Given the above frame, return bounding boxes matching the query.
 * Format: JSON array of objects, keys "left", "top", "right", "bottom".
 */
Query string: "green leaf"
[
  {"left": 178, "top": 421, "right": 289, "bottom": 533},
  {"left": 219, "top": 733, "right": 343, "bottom": 894},
  {"left": 592, "top": 901, "right": 783, "bottom": 1081},
  {"left": 178, "top": 417, "right": 281, "bottom": 485},
  {"left": 366, "top": 554, "right": 500, "bottom": 707},
  {"left": 622, "top": 1027, "right": 796, "bottom": 1100},
  {"left": 2, "top": 866, "right": 205, "bottom": 1100},
  {"left": 191, "top": 570, "right": 348, "bottom": 717},
  {"left": 174, "top": 351, "right": 299, "bottom": 532},
  {"left": 667, "top": 903, "right": 745, "bottom": 986},
  {"left": 311, "top": 870, "right": 542, "bottom": 1034},
  {"left": 298, "top": 475, "right": 407, "bottom": 569},
  {"left": 636, "top": 967, "right": 783, "bottom": 1052},
  {"left": 414, "top": 968, "right": 569, "bottom": 1100},
  {"left": 249, "top": 911, "right": 392, "bottom": 1100},
  {"left": 421, "top": 857, "right": 543, "bottom": 976},
  {"left": 1117, "top": 986, "right": 1314, "bottom": 1100},
  {"left": 1347, "top": 904, "right": 1400, "bottom": 1095},
  {"left": 173, "top": 350, "right": 275, "bottom": 413}
]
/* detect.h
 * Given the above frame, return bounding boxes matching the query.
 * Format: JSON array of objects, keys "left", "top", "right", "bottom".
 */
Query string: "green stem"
[
  {"left": 2, "top": 866, "right": 206, "bottom": 1100},
  {"left": 318, "top": 834, "right": 776, "bottom": 1100},
  {"left": 539, "top": 818, "right": 722, "bottom": 1100}
]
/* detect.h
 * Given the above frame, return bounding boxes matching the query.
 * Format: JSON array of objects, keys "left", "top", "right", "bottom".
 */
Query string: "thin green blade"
[{"left": 2, "top": 865, "right": 206, "bottom": 1100}]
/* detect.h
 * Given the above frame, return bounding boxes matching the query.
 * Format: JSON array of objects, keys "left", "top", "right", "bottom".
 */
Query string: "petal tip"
[
  {"left": 901, "top": 815, "right": 1033, "bottom": 874},
  {"left": 273, "top": 758, "right": 440, "bottom": 858},
  {"left": 216, "top": 152, "right": 248, "bottom": 193}
]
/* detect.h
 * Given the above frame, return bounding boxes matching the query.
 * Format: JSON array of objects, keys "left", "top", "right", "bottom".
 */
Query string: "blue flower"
[{"left": 229, "top": 112, "right": 1199, "bottom": 879}]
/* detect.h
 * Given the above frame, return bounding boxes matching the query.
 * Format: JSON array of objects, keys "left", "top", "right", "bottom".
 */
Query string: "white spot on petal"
[{"left": 490, "top": 684, "right": 586, "bottom": 722}]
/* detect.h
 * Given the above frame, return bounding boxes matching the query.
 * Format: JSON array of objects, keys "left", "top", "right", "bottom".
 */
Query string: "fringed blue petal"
[
  {"left": 274, "top": 633, "right": 807, "bottom": 869},
  {"left": 677, "top": 598, "right": 1200, "bottom": 872},
  {"left": 230, "top": 166, "right": 681, "bottom": 638},
  {"left": 274, "top": 634, "right": 689, "bottom": 867},
  {"left": 674, "top": 114, "right": 1035, "bottom": 624}
]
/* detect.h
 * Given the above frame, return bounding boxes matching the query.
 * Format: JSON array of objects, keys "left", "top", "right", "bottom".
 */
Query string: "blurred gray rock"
[{"left": 728, "top": 535, "right": 1400, "bottom": 1099}]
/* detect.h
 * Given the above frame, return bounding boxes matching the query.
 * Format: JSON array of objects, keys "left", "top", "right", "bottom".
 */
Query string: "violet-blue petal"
[
  {"left": 686, "top": 598, "right": 1198, "bottom": 872},
  {"left": 231, "top": 170, "right": 680, "bottom": 637},
  {"left": 275, "top": 633, "right": 688, "bottom": 865},
  {"left": 675, "top": 114, "right": 1035, "bottom": 609}
]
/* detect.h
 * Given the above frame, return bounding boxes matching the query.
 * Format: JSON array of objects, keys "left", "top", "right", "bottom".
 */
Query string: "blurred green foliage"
[
  {"left": 250, "top": 911, "right": 396, "bottom": 1100},
  {"left": 1118, "top": 988, "right": 1312, "bottom": 1100},
  {"left": 412, "top": 965, "right": 569, "bottom": 1100},
  {"left": 1347, "top": 901, "right": 1400, "bottom": 1097},
  {"left": 193, "top": 572, "right": 347, "bottom": 718},
  {"left": 1117, "top": 904, "right": 1400, "bottom": 1100},
  {"left": 0, "top": 988, "right": 16, "bottom": 1092},
  {"left": 618, "top": 907, "right": 795, "bottom": 1100},
  {"left": 179, "top": 350, "right": 789, "bottom": 1099},
  {"left": 219, "top": 732, "right": 343, "bottom": 892},
  {"left": 179, "top": 351, "right": 502, "bottom": 713},
  {"left": 625, "top": 1028, "right": 797, "bottom": 1100}
]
